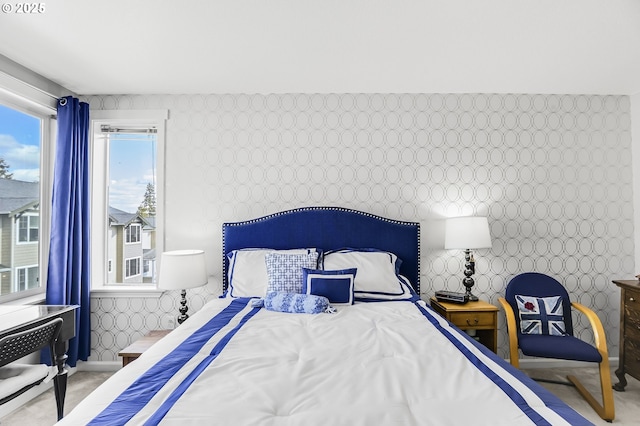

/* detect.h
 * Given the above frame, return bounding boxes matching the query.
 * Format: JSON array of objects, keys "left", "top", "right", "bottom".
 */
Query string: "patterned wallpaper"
[{"left": 81, "top": 93, "right": 634, "bottom": 363}]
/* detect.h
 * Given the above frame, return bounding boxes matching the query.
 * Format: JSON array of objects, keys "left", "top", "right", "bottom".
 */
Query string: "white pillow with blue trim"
[
  {"left": 226, "top": 248, "right": 316, "bottom": 298},
  {"left": 302, "top": 268, "right": 356, "bottom": 305},
  {"left": 516, "top": 295, "right": 566, "bottom": 336},
  {"left": 264, "top": 251, "right": 319, "bottom": 294},
  {"left": 322, "top": 249, "right": 415, "bottom": 301}
]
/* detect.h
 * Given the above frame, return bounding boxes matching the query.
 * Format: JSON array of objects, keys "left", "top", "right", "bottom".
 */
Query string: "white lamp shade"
[
  {"left": 444, "top": 217, "right": 492, "bottom": 250},
  {"left": 158, "top": 250, "right": 208, "bottom": 290}
]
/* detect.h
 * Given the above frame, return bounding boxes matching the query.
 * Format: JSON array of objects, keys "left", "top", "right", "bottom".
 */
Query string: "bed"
[{"left": 57, "top": 207, "right": 592, "bottom": 425}]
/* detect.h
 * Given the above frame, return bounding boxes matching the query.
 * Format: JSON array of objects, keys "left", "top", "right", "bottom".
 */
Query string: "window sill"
[
  {"left": 0, "top": 293, "right": 46, "bottom": 305},
  {"left": 90, "top": 286, "right": 165, "bottom": 298}
]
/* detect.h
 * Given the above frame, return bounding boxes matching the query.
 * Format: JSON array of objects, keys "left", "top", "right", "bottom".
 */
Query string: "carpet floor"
[
  {"left": 1, "top": 367, "right": 639, "bottom": 425},
  {"left": 0, "top": 371, "right": 113, "bottom": 426},
  {"left": 523, "top": 367, "right": 640, "bottom": 425}
]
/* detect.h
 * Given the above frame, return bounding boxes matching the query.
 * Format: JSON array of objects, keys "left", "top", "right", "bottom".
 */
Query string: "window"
[
  {"left": 91, "top": 110, "right": 166, "bottom": 290},
  {"left": 0, "top": 102, "right": 51, "bottom": 301},
  {"left": 125, "top": 223, "right": 141, "bottom": 244},
  {"left": 16, "top": 265, "right": 38, "bottom": 291},
  {"left": 17, "top": 214, "right": 39, "bottom": 243},
  {"left": 125, "top": 257, "right": 141, "bottom": 279}
]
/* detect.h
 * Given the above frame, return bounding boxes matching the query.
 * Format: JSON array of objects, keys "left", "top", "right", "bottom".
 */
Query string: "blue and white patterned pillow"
[
  {"left": 263, "top": 291, "right": 330, "bottom": 314},
  {"left": 264, "top": 252, "right": 319, "bottom": 294},
  {"left": 302, "top": 268, "right": 356, "bottom": 305},
  {"left": 516, "top": 295, "right": 566, "bottom": 336}
]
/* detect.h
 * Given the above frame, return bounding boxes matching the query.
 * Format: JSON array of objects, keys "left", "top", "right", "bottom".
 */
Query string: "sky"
[
  {"left": 109, "top": 133, "right": 157, "bottom": 213},
  {"left": 0, "top": 104, "right": 41, "bottom": 182},
  {"left": 0, "top": 103, "right": 156, "bottom": 214}
]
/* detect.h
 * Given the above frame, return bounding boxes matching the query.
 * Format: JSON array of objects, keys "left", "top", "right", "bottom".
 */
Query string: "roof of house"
[
  {"left": 0, "top": 178, "right": 39, "bottom": 215},
  {"left": 108, "top": 206, "right": 135, "bottom": 225},
  {"left": 108, "top": 206, "right": 154, "bottom": 229},
  {"left": 0, "top": 181, "right": 157, "bottom": 229}
]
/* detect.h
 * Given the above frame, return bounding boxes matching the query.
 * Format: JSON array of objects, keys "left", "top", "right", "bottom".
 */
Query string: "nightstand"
[
  {"left": 118, "top": 329, "right": 172, "bottom": 367},
  {"left": 430, "top": 298, "right": 498, "bottom": 353}
]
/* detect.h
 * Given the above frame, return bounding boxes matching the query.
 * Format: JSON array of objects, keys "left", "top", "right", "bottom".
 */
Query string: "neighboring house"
[
  {"left": 107, "top": 206, "right": 156, "bottom": 284},
  {"left": 141, "top": 215, "right": 156, "bottom": 281},
  {"left": 0, "top": 178, "right": 40, "bottom": 296}
]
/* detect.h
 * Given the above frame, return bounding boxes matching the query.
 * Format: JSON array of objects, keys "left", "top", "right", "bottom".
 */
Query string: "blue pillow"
[
  {"left": 516, "top": 295, "right": 566, "bottom": 336},
  {"left": 302, "top": 268, "right": 356, "bottom": 305},
  {"left": 264, "top": 252, "right": 319, "bottom": 294},
  {"left": 263, "top": 292, "right": 330, "bottom": 314}
]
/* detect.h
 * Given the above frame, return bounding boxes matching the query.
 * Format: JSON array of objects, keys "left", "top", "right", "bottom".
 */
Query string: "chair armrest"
[
  {"left": 571, "top": 302, "right": 610, "bottom": 359},
  {"left": 498, "top": 297, "right": 520, "bottom": 368}
]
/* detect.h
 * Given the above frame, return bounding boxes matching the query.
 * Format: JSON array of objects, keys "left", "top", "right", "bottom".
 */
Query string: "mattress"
[{"left": 57, "top": 298, "right": 591, "bottom": 425}]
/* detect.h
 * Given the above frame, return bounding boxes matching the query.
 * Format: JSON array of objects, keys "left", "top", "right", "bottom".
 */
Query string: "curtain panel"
[{"left": 45, "top": 96, "right": 91, "bottom": 366}]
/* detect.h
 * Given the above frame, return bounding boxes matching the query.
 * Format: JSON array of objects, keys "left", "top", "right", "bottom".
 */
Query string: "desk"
[{"left": 0, "top": 305, "right": 78, "bottom": 420}]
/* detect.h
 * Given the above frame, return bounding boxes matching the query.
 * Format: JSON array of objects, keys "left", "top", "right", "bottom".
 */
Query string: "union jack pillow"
[{"left": 516, "top": 295, "right": 566, "bottom": 336}]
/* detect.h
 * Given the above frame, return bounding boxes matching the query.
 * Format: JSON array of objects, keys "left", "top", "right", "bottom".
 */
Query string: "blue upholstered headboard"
[{"left": 222, "top": 207, "right": 421, "bottom": 294}]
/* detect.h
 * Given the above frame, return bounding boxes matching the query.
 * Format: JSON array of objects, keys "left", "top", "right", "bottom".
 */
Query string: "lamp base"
[
  {"left": 177, "top": 289, "right": 189, "bottom": 324},
  {"left": 464, "top": 290, "right": 479, "bottom": 302},
  {"left": 462, "top": 249, "right": 479, "bottom": 302}
]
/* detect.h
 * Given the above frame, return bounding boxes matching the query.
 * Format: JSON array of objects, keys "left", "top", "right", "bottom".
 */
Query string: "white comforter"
[{"left": 58, "top": 298, "right": 590, "bottom": 426}]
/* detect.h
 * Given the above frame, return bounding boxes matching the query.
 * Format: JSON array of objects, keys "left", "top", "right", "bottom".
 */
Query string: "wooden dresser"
[{"left": 612, "top": 279, "right": 640, "bottom": 391}]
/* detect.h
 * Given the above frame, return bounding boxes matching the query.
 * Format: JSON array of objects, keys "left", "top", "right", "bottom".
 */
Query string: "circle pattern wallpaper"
[{"left": 83, "top": 93, "right": 633, "bottom": 362}]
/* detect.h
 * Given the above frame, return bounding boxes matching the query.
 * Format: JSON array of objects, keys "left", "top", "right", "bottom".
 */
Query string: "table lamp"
[
  {"left": 444, "top": 217, "right": 492, "bottom": 302},
  {"left": 158, "top": 249, "right": 208, "bottom": 324}
]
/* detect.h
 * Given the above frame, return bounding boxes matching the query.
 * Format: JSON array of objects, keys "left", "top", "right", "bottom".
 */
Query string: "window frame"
[
  {"left": 15, "top": 264, "right": 38, "bottom": 292},
  {"left": 124, "top": 256, "right": 141, "bottom": 279},
  {"left": 16, "top": 213, "right": 39, "bottom": 244},
  {"left": 90, "top": 110, "right": 167, "bottom": 297},
  {"left": 0, "top": 97, "right": 54, "bottom": 304},
  {"left": 125, "top": 223, "right": 141, "bottom": 244}
]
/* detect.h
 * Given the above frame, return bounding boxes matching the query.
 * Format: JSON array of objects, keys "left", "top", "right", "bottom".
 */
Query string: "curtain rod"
[{"left": 100, "top": 125, "right": 157, "bottom": 134}]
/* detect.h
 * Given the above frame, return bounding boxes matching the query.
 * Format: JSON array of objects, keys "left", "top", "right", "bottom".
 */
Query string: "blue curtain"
[{"left": 45, "top": 96, "right": 91, "bottom": 366}]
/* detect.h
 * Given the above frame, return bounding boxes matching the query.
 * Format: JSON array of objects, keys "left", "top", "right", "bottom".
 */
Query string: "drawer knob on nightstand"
[
  {"left": 467, "top": 318, "right": 479, "bottom": 325},
  {"left": 630, "top": 297, "right": 635, "bottom": 302}
]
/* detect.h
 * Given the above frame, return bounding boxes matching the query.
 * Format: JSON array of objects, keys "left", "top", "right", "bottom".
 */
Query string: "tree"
[
  {"left": 0, "top": 157, "right": 13, "bottom": 179},
  {"left": 137, "top": 183, "right": 156, "bottom": 217}
]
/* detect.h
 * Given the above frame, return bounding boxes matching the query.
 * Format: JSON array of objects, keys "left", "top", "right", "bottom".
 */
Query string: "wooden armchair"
[{"left": 498, "top": 272, "right": 614, "bottom": 422}]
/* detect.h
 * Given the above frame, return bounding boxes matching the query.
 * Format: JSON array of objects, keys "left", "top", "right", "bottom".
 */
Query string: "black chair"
[
  {"left": 498, "top": 272, "right": 614, "bottom": 422},
  {"left": 0, "top": 318, "right": 63, "bottom": 406}
]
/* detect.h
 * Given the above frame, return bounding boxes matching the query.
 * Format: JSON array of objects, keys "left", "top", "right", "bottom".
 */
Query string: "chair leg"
[
  {"left": 497, "top": 297, "right": 520, "bottom": 368},
  {"left": 566, "top": 359, "right": 614, "bottom": 422}
]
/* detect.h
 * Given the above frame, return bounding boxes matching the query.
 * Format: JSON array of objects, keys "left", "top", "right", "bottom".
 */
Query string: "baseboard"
[
  {"left": 516, "top": 357, "right": 619, "bottom": 370},
  {"left": 75, "top": 360, "right": 121, "bottom": 372}
]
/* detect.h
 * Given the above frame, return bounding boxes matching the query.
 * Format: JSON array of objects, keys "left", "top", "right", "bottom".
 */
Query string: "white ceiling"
[{"left": 1, "top": 0, "right": 639, "bottom": 96}]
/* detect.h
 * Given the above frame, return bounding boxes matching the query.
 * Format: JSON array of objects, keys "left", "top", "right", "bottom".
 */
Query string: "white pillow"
[
  {"left": 355, "top": 275, "right": 415, "bottom": 301},
  {"left": 226, "top": 248, "right": 316, "bottom": 298},
  {"left": 322, "top": 249, "right": 415, "bottom": 301}
]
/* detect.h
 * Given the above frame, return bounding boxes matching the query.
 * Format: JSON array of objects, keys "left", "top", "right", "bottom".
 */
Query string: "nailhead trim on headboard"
[{"left": 222, "top": 206, "right": 421, "bottom": 294}]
